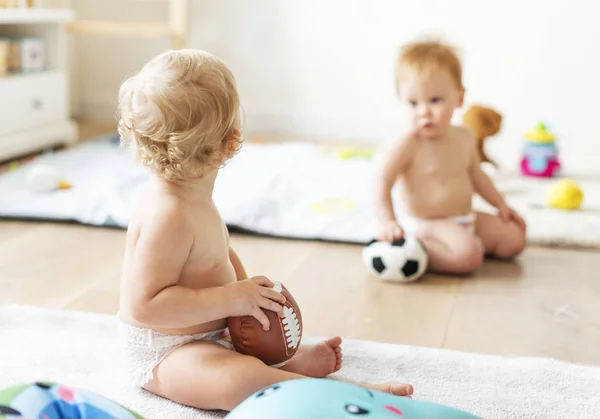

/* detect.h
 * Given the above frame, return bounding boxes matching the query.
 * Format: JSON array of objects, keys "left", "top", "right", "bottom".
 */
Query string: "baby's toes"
[
  {"left": 325, "top": 336, "right": 342, "bottom": 349},
  {"left": 335, "top": 357, "right": 342, "bottom": 371}
]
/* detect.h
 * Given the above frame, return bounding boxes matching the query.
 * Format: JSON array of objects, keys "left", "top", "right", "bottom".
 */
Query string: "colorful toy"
[
  {"left": 0, "top": 382, "right": 144, "bottom": 419},
  {"left": 226, "top": 378, "right": 482, "bottom": 418},
  {"left": 362, "top": 237, "right": 428, "bottom": 283},
  {"left": 25, "top": 164, "right": 71, "bottom": 193},
  {"left": 520, "top": 122, "right": 561, "bottom": 178},
  {"left": 462, "top": 104, "right": 503, "bottom": 167},
  {"left": 547, "top": 178, "right": 584, "bottom": 210}
]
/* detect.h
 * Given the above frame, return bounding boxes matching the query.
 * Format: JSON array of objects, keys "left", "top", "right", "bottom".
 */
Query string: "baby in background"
[
  {"left": 374, "top": 40, "right": 527, "bottom": 274},
  {"left": 116, "top": 49, "right": 414, "bottom": 412}
]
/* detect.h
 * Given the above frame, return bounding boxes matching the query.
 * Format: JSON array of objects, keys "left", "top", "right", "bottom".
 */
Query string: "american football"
[{"left": 228, "top": 281, "right": 303, "bottom": 367}]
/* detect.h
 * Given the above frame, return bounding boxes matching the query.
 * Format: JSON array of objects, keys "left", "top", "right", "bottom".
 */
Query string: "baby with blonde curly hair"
[
  {"left": 118, "top": 50, "right": 242, "bottom": 180},
  {"left": 117, "top": 49, "right": 414, "bottom": 412}
]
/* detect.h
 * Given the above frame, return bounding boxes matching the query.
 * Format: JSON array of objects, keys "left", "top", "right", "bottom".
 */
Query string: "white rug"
[
  {"left": 1, "top": 305, "right": 600, "bottom": 419},
  {"left": 1, "top": 136, "right": 599, "bottom": 248}
]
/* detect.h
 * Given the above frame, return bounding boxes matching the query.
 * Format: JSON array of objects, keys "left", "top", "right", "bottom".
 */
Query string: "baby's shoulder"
[
  {"left": 390, "top": 129, "right": 418, "bottom": 151},
  {"left": 449, "top": 124, "right": 477, "bottom": 149},
  {"left": 450, "top": 124, "right": 476, "bottom": 141},
  {"left": 134, "top": 190, "right": 193, "bottom": 237},
  {"left": 379, "top": 130, "right": 418, "bottom": 164}
]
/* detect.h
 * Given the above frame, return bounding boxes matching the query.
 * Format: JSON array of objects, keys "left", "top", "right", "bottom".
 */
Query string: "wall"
[
  {"left": 72, "top": 0, "right": 600, "bottom": 166},
  {"left": 70, "top": 0, "right": 170, "bottom": 121}
]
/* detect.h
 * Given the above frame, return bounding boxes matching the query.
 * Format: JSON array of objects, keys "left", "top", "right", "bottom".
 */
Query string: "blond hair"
[
  {"left": 117, "top": 49, "right": 242, "bottom": 181},
  {"left": 395, "top": 39, "right": 463, "bottom": 93}
]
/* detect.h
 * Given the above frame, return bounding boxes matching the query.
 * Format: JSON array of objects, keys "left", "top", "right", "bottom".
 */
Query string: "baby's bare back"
[
  {"left": 396, "top": 126, "right": 475, "bottom": 218},
  {"left": 119, "top": 181, "right": 237, "bottom": 336}
]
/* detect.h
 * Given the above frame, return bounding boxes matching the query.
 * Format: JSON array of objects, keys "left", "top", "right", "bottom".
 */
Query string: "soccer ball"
[{"left": 362, "top": 236, "right": 428, "bottom": 283}]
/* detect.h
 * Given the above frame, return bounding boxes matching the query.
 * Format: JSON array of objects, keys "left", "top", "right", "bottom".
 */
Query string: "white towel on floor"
[{"left": 0, "top": 305, "right": 598, "bottom": 418}]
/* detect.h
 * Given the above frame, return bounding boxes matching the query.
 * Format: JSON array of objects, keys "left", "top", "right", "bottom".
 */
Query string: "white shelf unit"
[
  {"left": 0, "top": 8, "right": 77, "bottom": 162},
  {"left": 0, "top": 8, "right": 74, "bottom": 24}
]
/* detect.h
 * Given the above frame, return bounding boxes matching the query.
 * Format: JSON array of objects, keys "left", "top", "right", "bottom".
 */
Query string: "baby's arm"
[
  {"left": 373, "top": 133, "right": 415, "bottom": 241},
  {"left": 127, "top": 212, "right": 231, "bottom": 329},
  {"left": 467, "top": 130, "right": 526, "bottom": 230},
  {"left": 127, "top": 210, "right": 285, "bottom": 330},
  {"left": 466, "top": 128, "right": 507, "bottom": 210},
  {"left": 224, "top": 222, "right": 248, "bottom": 281},
  {"left": 229, "top": 246, "right": 248, "bottom": 280}
]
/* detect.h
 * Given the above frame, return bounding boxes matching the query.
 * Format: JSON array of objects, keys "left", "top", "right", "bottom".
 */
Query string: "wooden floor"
[{"left": 2, "top": 123, "right": 600, "bottom": 367}]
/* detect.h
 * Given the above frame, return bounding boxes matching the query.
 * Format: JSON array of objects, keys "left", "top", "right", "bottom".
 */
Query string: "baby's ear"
[
  {"left": 222, "top": 129, "right": 242, "bottom": 158},
  {"left": 457, "top": 87, "right": 465, "bottom": 108}
]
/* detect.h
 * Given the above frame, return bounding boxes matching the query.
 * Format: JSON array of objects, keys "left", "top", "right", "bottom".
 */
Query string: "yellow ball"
[{"left": 546, "top": 179, "right": 583, "bottom": 210}]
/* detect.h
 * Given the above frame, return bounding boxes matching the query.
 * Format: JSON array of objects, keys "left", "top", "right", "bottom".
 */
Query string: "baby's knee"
[
  {"left": 215, "top": 355, "right": 267, "bottom": 410},
  {"left": 451, "top": 243, "right": 484, "bottom": 274},
  {"left": 496, "top": 228, "right": 526, "bottom": 259}
]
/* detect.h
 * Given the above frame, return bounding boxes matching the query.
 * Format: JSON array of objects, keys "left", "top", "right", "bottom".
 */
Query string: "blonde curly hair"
[{"left": 117, "top": 49, "right": 242, "bottom": 181}]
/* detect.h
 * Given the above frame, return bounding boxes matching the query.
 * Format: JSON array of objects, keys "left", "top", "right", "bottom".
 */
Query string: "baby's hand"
[
  {"left": 498, "top": 205, "right": 527, "bottom": 232},
  {"left": 225, "top": 276, "right": 286, "bottom": 331},
  {"left": 377, "top": 220, "right": 404, "bottom": 242}
]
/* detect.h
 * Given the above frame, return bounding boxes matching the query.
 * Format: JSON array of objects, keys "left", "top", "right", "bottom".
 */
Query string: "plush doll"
[
  {"left": 462, "top": 104, "right": 503, "bottom": 167},
  {"left": 227, "top": 378, "right": 482, "bottom": 419}
]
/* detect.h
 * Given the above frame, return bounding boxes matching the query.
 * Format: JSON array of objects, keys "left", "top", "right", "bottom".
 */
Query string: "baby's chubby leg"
[
  {"left": 413, "top": 219, "right": 484, "bottom": 275},
  {"left": 145, "top": 340, "right": 414, "bottom": 411},
  {"left": 475, "top": 211, "right": 526, "bottom": 259}
]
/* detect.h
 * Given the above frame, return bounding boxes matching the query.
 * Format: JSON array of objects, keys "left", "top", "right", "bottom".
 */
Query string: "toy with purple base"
[{"left": 520, "top": 122, "right": 561, "bottom": 178}]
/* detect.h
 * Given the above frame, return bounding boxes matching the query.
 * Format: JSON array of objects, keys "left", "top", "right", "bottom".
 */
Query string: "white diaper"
[
  {"left": 118, "top": 320, "right": 235, "bottom": 388},
  {"left": 398, "top": 212, "right": 476, "bottom": 235}
]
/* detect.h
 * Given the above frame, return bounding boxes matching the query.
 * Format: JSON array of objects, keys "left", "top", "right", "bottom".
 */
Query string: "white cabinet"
[{"left": 0, "top": 8, "right": 77, "bottom": 162}]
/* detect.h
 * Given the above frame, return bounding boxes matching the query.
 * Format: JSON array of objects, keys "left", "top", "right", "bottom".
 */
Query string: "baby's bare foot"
[
  {"left": 370, "top": 382, "right": 414, "bottom": 397},
  {"left": 281, "top": 337, "right": 343, "bottom": 378}
]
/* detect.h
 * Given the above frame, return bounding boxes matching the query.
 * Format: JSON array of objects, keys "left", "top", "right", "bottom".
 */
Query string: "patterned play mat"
[{"left": 1, "top": 134, "right": 600, "bottom": 248}]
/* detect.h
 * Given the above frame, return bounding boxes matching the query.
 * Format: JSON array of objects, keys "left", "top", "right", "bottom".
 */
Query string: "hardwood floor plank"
[{"left": 443, "top": 248, "right": 600, "bottom": 364}]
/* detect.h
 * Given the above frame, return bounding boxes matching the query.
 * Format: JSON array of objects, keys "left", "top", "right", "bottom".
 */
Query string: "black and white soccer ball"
[{"left": 362, "top": 236, "right": 428, "bottom": 282}]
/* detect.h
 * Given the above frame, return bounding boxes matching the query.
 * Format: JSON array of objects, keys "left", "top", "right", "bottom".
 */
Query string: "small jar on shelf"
[
  {"left": 0, "top": 0, "right": 38, "bottom": 7},
  {"left": 0, "top": 0, "right": 36, "bottom": 7},
  {"left": 0, "top": 37, "right": 8, "bottom": 76},
  {"left": 8, "top": 37, "right": 46, "bottom": 73}
]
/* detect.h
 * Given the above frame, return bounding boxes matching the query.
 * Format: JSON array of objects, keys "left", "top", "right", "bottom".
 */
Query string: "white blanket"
[
  {"left": 1, "top": 305, "right": 599, "bottom": 418},
  {"left": 1, "top": 137, "right": 600, "bottom": 248}
]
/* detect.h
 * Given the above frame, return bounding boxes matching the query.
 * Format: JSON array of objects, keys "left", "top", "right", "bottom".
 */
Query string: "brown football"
[{"left": 228, "top": 281, "right": 303, "bottom": 367}]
